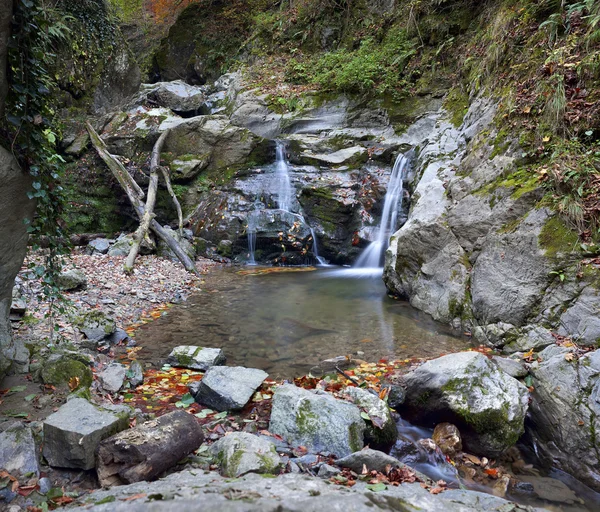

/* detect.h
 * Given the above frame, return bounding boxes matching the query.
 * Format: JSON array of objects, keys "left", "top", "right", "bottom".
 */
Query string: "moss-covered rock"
[{"left": 40, "top": 355, "right": 93, "bottom": 392}]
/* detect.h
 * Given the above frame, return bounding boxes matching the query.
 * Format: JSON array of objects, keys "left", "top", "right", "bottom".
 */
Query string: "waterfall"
[
  {"left": 354, "top": 153, "right": 409, "bottom": 269},
  {"left": 246, "top": 207, "right": 260, "bottom": 265},
  {"left": 275, "top": 140, "right": 293, "bottom": 211},
  {"left": 310, "top": 228, "right": 328, "bottom": 266}
]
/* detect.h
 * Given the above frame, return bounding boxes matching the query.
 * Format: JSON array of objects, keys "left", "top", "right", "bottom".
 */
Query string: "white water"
[
  {"left": 275, "top": 141, "right": 293, "bottom": 212},
  {"left": 354, "top": 153, "right": 409, "bottom": 270},
  {"left": 309, "top": 227, "right": 328, "bottom": 266}
]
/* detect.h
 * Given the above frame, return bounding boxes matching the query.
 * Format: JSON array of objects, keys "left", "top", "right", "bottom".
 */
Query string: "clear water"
[{"left": 136, "top": 267, "right": 472, "bottom": 378}]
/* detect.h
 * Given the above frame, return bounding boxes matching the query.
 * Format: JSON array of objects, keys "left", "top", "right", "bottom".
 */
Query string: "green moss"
[
  {"left": 296, "top": 399, "right": 319, "bottom": 436},
  {"left": 348, "top": 422, "right": 363, "bottom": 453},
  {"left": 475, "top": 168, "right": 541, "bottom": 201},
  {"left": 539, "top": 216, "right": 579, "bottom": 258},
  {"left": 448, "top": 297, "right": 464, "bottom": 318},
  {"left": 40, "top": 358, "right": 93, "bottom": 391},
  {"left": 443, "top": 87, "right": 470, "bottom": 128}
]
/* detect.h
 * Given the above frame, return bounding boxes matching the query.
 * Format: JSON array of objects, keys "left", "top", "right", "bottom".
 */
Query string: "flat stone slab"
[
  {"left": 0, "top": 422, "right": 39, "bottom": 477},
  {"left": 43, "top": 398, "right": 129, "bottom": 470},
  {"left": 194, "top": 366, "right": 267, "bottom": 411},
  {"left": 167, "top": 346, "right": 226, "bottom": 371}
]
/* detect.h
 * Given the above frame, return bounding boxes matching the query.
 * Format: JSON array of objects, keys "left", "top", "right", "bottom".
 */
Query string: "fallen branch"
[
  {"left": 86, "top": 122, "right": 199, "bottom": 275},
  {"left": 124, "top": 130, "right": 169, "bottom": 273},
  {"left": 160, "top": 166, "right": 183, "bottom": 235}
]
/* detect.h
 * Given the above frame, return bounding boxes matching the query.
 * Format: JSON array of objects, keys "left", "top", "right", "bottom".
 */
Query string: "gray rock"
[
  {"left": 194, "top": 366, "right": 268, "bottom": 411},
  {"left": 0, "top": 422, "right": 39, "bottom": 477},
  {"left": 343, "top": 386, "right": 397, "bottom": 450},
  {"left": 43, "top": 398, "right": 129, "bottom": 469},
  {"left": 317, "top": 464, "right": 340, "bottom": 478},
  {"left": 491, "top": 356, "right": 528, "bottom": 378},
  {"left": 166, "top": 346, "right": 226, "bottom": 371},
  {"left": 528, "top": 345, "right": 600, "bottom": 491},
  {"left": 39, "top": 353, "right": 93, "bottom": 391},
  {"left": 503, "top": 325, "right": 555, "bottom": 354},
  {"left": 403, "top": 351, "right": 529, "bottom": 457},
  {"left": 38, "top": 477, "right": 51, "bottom": 495},
  {"left": 107, "top": 328, "right": 129, "bottom": 346},
  {"left": 127, "top": 360, "right": 144, "bottom": 387},
  {"left": 98, "top": 363, "right": 127, "bottom": 393},
  {"left": 108, "top": 233, "right": 133, "bottom": 256},
  {"left": 88, "top": 238, "right": 111, "bottom": 254},
  {"left": 157, "top": 226, "right": 196, "bottom": 262},
  {"left": 336, "top": 448, "right": 400, "bottom": 473},
  {"left": 75, "top": 310, "right": 116, "bottom": 346},
  {"left": 269, "top": 384, "right": 364, "bottom": 458},
  {"left": 209, "top": 432, "right": 282, "bottom": 477},
  {"left": 557, "top": 286, "right": 600, "bottom": 346},
  {"left": 300, "top": 146, "right": 367, "bottom": 166},
  {"left": 56, "top": 269, "right": 87, "bottom": 291},
  {"left": 472, "top": 323, "right": 516, "bottom": 348},
  {"left": 145, "top": 81, "right": 207, "bottom": 112}
]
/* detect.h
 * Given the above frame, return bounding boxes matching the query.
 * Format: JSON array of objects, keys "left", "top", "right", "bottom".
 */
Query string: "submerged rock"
[
  {"left": 343, "top": 386, "right": 397, "bottom": 451},
  {"left": 166, "top": 345, "right": 226, "bottom": 371},
  {"left": 194, "top": 366, "right": 267, "bottom": 411},
  {"left": 402, "top": 351, "right": 529, "bottom": 457},
  {"left": 43, "top": 398, "right": 129, "bottom": 470},
  {"left": 269, "top": 384, "right": 364, "bottom": 458},
  {"left": 0, "top": 422, "right": 39, "bottom": 477},
  {"left": 210, "top": 432, "right": 282, "bottom": 478}
]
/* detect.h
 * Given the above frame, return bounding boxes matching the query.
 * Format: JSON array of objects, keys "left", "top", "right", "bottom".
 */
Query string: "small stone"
[
  {"left": 56, "top": 269, "right": 87, "bottom": 291},
  {"left": 0, "top": 422, "right": 39, "bottom": 477},
  {"left": 317, "top": 464, "right": 340, "bottom": 478},
  {"left": 166, "top": 346, "right": 226, "bottom": 371},
  {"left": 88, "top": 238, "right": 111, "bottom": 254},
  {"left": 384, "top": 384, "right": 406, "bottom": 409},
  {"left": 209, "top": 432, "right": 282, "bottom": 477},
  {"left": 336, "top": 448, "right": 400, "bottom": 473},
  {"left": 127, "top": 360, "right": 144, "bottom": 387},
  {"left": 433, "top": 423, "right": 462, "bottom": 457},
  {"left": 106, "top": 328, "right": 129, "bottom": 346},
  {"left": 98, "top": 363, "right": 127, "bottom": 393},
  {"left": 43, "top": 398, "right": 128, "bottom": 470},
  {"left": 194, "top": 366, "right": 267, "bottom": 411},
  {"left": 37, "top": 477, "right": 51, "bottom": 495},
  {"left": 75, "top": 310, "right": 116, "bottom": 346}
]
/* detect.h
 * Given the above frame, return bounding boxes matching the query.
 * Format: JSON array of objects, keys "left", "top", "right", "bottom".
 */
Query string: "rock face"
[
  {"left": 166, "top": 346, "right": 226, "bottom": 370},
  {"left": 0, "top": 146, "right": 35, "bottom": 380},
  {"left": 401, "top": 352, "right": 529, "bottom": 457},
  {"left": 194, "top": 366, "right": 268, "bottom": 411},
  {"left": 343, "top": 386, "right": 397, "bottom": 451},
  {"left": 209, "top": 432, "right": 282, "bottom": 477},
  {"left": 0, "top": 422, "right": 39, "bottom": 477},
  {"left": 528, "top": 345, "right": 600, "bottom": 491},
  {"left": 43, "top": 398, "right": 129, "bottom": 470},
  {"left": 269, "top": 384, "right": 364, "bottom": 458}
]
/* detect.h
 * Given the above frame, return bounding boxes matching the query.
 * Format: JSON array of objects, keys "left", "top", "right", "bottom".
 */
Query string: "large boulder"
[
  {"left": 143, "top": 81, "right": 207, "bottom": 113},
  {"left": 343, "top": 386, "right": 397, "bottom": 451},
  {"left": 401, "top": 352, "right": 529, "bottom": 457},
  {"left": 210, "top": 433, "right": 282, "bottom": 477},
  {"left": 528, "top": 345, "right": 600, "bottom": 491},
  {"left": 43, "top": 398, "right": 129, "bottom": 470},
  {"left": 193, "top": 366, "right": 268, "bottom": 411},
  {"left": 269, "top": 384, "right": 364, "bottom": 458}
]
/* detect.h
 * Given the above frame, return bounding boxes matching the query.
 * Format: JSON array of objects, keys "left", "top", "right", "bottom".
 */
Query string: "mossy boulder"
[
  {"left": 269, "top": 384, "right": 364, "bottom": 458},
  {"left": 401, "top": 351, "right": 529, "bottom": 457},
  {"left": 209, "top": 432, "right": 282, "bottom": 478},
  {"left": 56, "top": 269, "right": 88, "bottom": 291},
  {"left": 40, "top": 355, "right": 93, "bottom": 392}
]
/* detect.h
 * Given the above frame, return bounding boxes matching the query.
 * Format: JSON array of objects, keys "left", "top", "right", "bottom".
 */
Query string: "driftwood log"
[
  {"left": 96, "top": 410, "right": 204, "bottom": 487},
  {"left": 86, "top": 122, "right": 198, "bottom": 275}
]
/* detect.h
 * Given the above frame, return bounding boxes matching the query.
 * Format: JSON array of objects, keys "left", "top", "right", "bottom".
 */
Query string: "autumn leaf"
[
  {"left": 565, "top": 353, "right": 576, "bottom": 362},
  {"left": 68, "top": 376, "right": 80, "bottom": 391}
]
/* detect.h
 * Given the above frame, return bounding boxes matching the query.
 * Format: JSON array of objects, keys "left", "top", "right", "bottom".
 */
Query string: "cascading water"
[
  {"left": 309, "top": 228, "right": 328, "bottom": 266},
  {"left": 275, "top": 140, "right": 293, "bottom": 211},
  {"left": 354, "top": 152, "right": 409, "bottom": 270}
]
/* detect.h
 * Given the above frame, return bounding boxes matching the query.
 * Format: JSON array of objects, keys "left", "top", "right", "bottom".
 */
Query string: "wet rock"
[
  {"left": 268, "top": 384, "right": 364, "bottom": 458},
  {"left": 343, "top": 386, "right": 397, "bottom": 451},
  {"left": 166, "top": 345, "right": 226, "bottom": 371},
  {"left": 383, "top": 383, "right": 406, "bottom": 409},
  {"left": 127, "top": 360, "right": 144, "bottom": 388},
  {"left": 43, "top": 398, "right": 129, "bottom": 470},
  {"left": 97, "top": 410, "right": 204, "bottom": 486},
  {"left": 0, "top": 422, "right": 39, "bottom": 477},
  {"left": 402, "top": 351, "right": 529, "bottom": 457},
  {"left": 519, "top": 475, "right": 583, "bottom": 505},
  {"left": 317, "top": 464, "right": 340, "bottom": 478},
  {"left": 528, "top": 345, "right": 600, "bottom": 491},
  {"left": 98, "top": 363, "right": 127, "bottom": 393},
  {"left": 88, "top": 238, "right": 111, "bottom": 254},
  {"left": 491, "top": 356, "right": 528, "bottom": 378},
  {"left": 56, "top": 269, "right": 87, "bottom": 291},
  {"left": 194, "top": 366, "right": 268, "bottom": 411},
  {"left": 433, "top": 423, "right": 462, "bottom": 457},
  {"left": 209, "top": 432, "right": 281, "bottom": 478},
  {"left": 336, "top": 448, "right": 400, "bottom": 473},
  {"left": 299, "top": 146, "right": 368, "bottom": 167}
]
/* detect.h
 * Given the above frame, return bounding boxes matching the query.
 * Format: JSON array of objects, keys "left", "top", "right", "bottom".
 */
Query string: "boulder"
[
  {"left": 502, "top": 325, "right": 555, "bottom": 354},
  {"left": 166, "top": 345, "right": 226, "bottom": 371},
  {"left": 432, "top": 423, "right": 462, "bottom": 457},
  {"left": 88, "top": 238, "right": 111, "bottom": 254},
  {"left": 299, "top": 146, "right": 368, "bottom": 167},
  {"left": 56, "top": 269, "right": 87, "bottom": 291},
  {"left": 0, "top": 422, "right": 39, "bottom": 477},
  {"left": 556, "top": 286, "right": 600, "bottom": 346},
  {"left": 97, "top": 410, "right": 204, "bottom": 486},
  {"left": 317, "top": 464, "right": 340, "bottom": 478},
  {"left": 269, "top": 384, "right": 364, "bottom": 458},
  {"left": 491, "top": 356, "right": 528, "bottom": 379},
  {"left": 145, "top": 81, "right": 207, "bottom": 113},
  {"left": 157, "top": 226, "right": 196, "bottom": 262},
  {"left": 40, "top": 353, "right": 93, "bottom": 392},
  {"left": 43, "top": 398, "right": 129, "bottom": 469},
  {"left": 74, "top": 310, "right": 116, "bottom": 346},
  {"left": 209, "top": 432, "right": 282, "bottom": 478},
  {"left": 336, "top": 448, "right": 400, "bottom": 473},
  {"left": 528, "top": 345, "right": 600, "bottom": 491},
  {"left": 402, "top": 351, "right": 529, "bottom": 457},
  {"left": 343, "top": 386, "right": 397, "bottom": 451},
  {"left": 108, "top": 234, "right": 155, "bottom": 257},
  {"left": 194, "top": 366, "right": 268, "bottom": 411},
  {"left": 98, "top": 363, "right": 127, "bottom": 393}
]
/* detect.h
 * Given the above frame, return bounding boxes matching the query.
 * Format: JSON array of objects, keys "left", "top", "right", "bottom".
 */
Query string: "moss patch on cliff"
[{"left": 539, "top": 216, "right": 579, "bottom": 258}]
